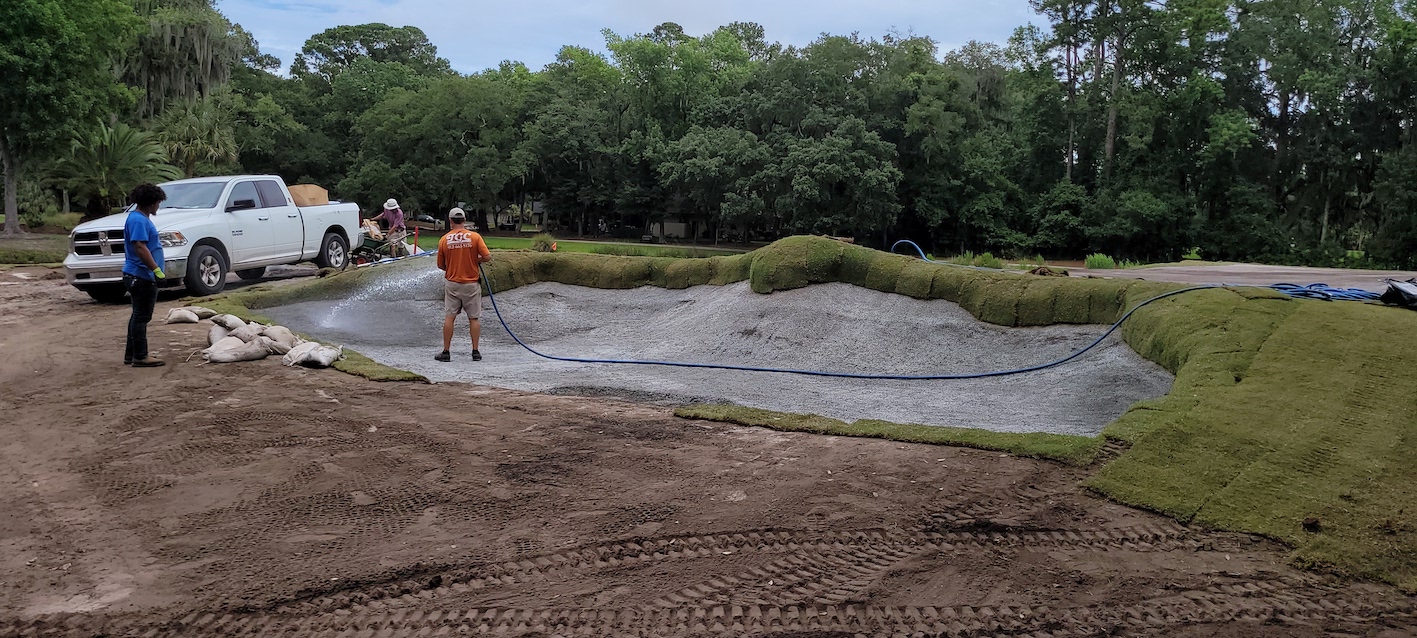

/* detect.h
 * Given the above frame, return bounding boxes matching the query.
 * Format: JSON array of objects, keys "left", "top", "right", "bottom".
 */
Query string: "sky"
[{"left": 216, "top": 0, "right": 1040, "bottom": 75}]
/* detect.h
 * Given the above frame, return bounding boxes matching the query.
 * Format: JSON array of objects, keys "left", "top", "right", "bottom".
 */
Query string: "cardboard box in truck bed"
[{"left": 288, "top": 184, "right": 329, "bottom": 207}]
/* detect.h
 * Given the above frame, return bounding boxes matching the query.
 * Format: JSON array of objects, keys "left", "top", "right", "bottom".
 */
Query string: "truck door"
[
  {"left": 256, "top": 179, "right": 304, "bottom": 261},
  {"left": 223, "top": 180, "right": 275, "bottom": 265}
]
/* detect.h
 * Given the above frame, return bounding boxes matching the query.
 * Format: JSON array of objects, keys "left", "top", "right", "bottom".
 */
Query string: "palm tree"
[
  {"left": 153, "top": 97, "right": 239, "bottom": 178},
  {"left": 50, "top": 122, "right": 183, "bottom": 222}
]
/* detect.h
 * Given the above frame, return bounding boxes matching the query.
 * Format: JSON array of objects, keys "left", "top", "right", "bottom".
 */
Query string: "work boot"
[
  {"left": 131, "top": 359, "right": 166, "bottom": 368},
  {"left": 471, "top": 349, "right": 482, "bottom": 362},
  {"left": 434, "top": 350, "right": 451, "bottom": 362}
]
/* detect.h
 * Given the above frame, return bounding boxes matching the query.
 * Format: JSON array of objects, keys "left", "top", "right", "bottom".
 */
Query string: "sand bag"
[
  {"left": 206, "top": 338, "right": 271, "bottom": 363},
  {"left": 259, "top": 336, "right": 295, "bottom": 355},
  {"left": 304, "top": 345, "right": 344, "bottom": 368},
  {"left": 211, "top": 314, "right": 247, "bottom": 330},
  {"left": 165, "top": 308, "right": 200, "bottom": 324},
  {"left": 186, "top": 306, "right": 217, "bottom": 319},
  {"left": 203, "top": 336, "right": 250, "bottom": 362},
  {"left": 282, "top": 342, "right": 343, "bottom": 368},
  {"left": 208, "top": 325, "right": 231, "bottom": 346},
  {"left": 229, "top": 324, "right": 264, "bottom": 343},
  {"left": 261, "top": 325, "right": 299, "bottom": 348},
  {"left": 281, "top": 342, "right": 321, "bottom": 367}
]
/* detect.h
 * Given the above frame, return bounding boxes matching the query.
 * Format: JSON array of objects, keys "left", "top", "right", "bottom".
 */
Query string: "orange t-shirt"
[{"left": 437, "top": 228, "right": 490, "bottom": 283}]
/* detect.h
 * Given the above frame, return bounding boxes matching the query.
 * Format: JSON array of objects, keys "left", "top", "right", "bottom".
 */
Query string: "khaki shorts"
[{"left": 444, "top": 281, "right": 482, "bottom": 319}]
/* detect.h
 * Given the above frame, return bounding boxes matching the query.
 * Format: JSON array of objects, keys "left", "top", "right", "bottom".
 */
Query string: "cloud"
[{"left": 216, "top": 0, "right": 1037, "bottom": 74}]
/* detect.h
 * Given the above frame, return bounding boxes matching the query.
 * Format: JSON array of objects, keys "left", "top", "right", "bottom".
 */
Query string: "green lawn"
[
  {"left": 0, "top": 234, "right": 68, "bottom": 264},
  {"left": 414, "top": 234, "right": 745, "bottom": 258}
]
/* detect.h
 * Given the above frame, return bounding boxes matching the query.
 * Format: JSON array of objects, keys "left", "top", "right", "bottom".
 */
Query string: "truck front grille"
[{"left": 72, "top": 230, "right": 126, "bottom": 256}]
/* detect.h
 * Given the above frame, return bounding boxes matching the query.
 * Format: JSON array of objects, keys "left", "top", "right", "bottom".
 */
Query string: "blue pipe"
[
  {"left": 890, "top": 239, "right": 1002, "bottom": 271},
  {"left": 480, "top": 264, "right": 1219, "bottom": 380}
]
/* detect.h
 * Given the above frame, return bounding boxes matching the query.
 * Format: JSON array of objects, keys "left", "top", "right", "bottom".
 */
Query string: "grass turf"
[
  {"left": 0, "top": 235, "right": 68, "bottom": 264},
  {"left": 675, "top": 404, "right": 1104, "bottom": 466},
  {"left": 211, "top": 235, "right": 1417, "bottom": 589}
]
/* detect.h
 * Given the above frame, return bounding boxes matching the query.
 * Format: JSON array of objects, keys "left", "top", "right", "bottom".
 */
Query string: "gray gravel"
[{"left": 265, "top": 269, "right": 1174, "bottom": 435}]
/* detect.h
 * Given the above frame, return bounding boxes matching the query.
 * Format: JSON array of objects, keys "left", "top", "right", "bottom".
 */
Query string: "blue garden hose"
[
  {"left": 479, "top": 264, "right": 1218, "bottom": 380},
  {"left": 1264, "top": 283, "right": 1381, "bottom": 301},
  {"left": 891, "top": 239, "right": 1003, "bottom": 271}
]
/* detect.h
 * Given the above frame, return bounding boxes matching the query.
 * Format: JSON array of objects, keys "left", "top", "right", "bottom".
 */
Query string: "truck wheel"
[
  {"left": 236, "top": 267, "right": 267, "bottom": 280},
  {"left": 316, "top": 232, "right": 349, "bottom": 270},
  {"left": 185, "top": 245, "right": 227, "bottom": 296},
  {"left": 84, "top": 284, "right": 128, "bottom": 304}
]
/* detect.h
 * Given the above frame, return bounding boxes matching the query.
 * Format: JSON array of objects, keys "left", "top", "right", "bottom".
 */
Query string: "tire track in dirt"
[
  {"left": 6, "top": 589, "right": 1411, "bottom": 637},
  {"left": 12, "top": 522, "right": 1401, "bottom": 638}
]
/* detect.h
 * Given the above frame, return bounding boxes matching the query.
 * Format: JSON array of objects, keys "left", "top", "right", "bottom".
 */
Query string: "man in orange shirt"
[{"left": 435, "top": 208, "right": 492, "bottom": 362}]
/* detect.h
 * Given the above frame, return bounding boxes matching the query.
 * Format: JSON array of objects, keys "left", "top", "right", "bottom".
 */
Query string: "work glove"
[{"left": 153, "top": 267, "right": 166, "bottom": 280}]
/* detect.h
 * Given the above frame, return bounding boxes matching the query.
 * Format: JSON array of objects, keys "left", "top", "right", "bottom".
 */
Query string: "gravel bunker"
[{"left": 265, "top": 265, "right": 1174, "bottom": 435}]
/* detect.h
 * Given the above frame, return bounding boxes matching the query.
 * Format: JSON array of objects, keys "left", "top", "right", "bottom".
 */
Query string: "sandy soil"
[
  {"left": 264, "top": 279, "right": 1174, "bottom": 436},
  {"left": 0, "top": 268, "right": 1414, "bottom": 637},
  {"left": 1069, "top": 263, "right": 1417, "bottom": 292}
]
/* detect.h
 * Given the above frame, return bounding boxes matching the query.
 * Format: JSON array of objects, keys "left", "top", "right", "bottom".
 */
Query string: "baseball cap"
[{"left": 448, "top": 208, "right": 466, "bottom": 221}]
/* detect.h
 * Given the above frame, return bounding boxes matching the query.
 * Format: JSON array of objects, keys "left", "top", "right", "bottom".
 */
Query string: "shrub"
[
  {"left": 1085, "top": 253, "right": 1118, "bottom": 269},
  {"left": 974, "top": 252, "right": 1005, "bottom": 269},
  {"left": 531, "top": 233, "right": 557, "bottom": 252}
]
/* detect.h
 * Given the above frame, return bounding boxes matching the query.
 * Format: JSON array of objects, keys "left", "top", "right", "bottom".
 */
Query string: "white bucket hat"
[{"left": 383, "top": 198, "right": 399, "bottom": 210}]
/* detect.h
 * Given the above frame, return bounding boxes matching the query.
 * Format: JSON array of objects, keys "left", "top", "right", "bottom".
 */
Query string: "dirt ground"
[{"left": 1, "top": 267, "right": 1414, "bottom": 637}]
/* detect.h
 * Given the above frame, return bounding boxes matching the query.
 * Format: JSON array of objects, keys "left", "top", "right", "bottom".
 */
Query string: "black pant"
[{"left": 124, "top": 274, "right": 158, "bottom": 362}]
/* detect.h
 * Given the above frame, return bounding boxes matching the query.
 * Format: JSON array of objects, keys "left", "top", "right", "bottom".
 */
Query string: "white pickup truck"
[{"left": 64, "top": 175, "right": 360, "bottom": 302}]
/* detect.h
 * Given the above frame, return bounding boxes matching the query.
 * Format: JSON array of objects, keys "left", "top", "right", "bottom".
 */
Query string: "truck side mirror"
[{"left": 226, "top": 199, "right": 257, "bottom": 212}]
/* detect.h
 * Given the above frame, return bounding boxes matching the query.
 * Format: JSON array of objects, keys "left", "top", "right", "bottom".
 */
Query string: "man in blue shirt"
[{"left": 122, "top": 183, "right": 168, "bottom": 367}]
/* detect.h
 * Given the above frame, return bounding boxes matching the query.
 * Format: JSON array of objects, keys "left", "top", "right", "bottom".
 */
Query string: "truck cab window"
[
  {"left": 256, "top": 181, "right": 287, "bottom": 208},
  {"left": 228, "top": 182, "right": 262, "bottom": 210}
]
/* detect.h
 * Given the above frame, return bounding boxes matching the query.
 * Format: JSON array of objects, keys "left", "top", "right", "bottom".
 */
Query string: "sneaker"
[
  {"left": 471, "top": 350, "right": 482, "bottom": 362},
  {"left": 131, "top": 359, "right": 166, "bottom": 368},
  {"left": 434, "top": 350, "right": 451, "bottom": 362}
]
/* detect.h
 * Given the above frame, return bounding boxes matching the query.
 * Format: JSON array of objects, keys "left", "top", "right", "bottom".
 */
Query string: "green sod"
[
  {"left": 204, "top": 235, "right": 1417, "bottom": 589},
  {"left": 675, "top": 404, "right": 1104, "bottom": 466}
]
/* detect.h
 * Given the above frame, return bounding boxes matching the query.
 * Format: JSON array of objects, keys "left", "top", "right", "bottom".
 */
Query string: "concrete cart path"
[{"left": 1069, "top": 263, "right": 1417, "bottom": 292}]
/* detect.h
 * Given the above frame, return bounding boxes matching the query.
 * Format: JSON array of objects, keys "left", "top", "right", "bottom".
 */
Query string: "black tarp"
[{"left": 1380, "top": 279, "right": 1417, "bottom": 310}]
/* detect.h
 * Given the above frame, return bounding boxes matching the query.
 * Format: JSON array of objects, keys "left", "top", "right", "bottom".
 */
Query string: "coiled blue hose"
[
  {"left": 1265, "top": 283, "right": 1381, "bottom": 301},
  {"left": 479, "top": 264, "right": 1218, "bottom": 380}
]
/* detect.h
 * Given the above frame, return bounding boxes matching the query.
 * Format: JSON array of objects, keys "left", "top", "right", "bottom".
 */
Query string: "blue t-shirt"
[{"left": 122, "top": 211, "right": 164, "bottom": 281}]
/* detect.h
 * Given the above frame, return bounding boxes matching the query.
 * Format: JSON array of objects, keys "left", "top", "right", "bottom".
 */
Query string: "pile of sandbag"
[{"left": 164, "top": 306, "right": 345, "bottom": 368}]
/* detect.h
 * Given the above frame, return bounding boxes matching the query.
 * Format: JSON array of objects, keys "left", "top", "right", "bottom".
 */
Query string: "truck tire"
[
  {"left": 315, "top": 232, "right": 349, "bottom": 270},
  {"left": 84, "top": 284, "right": 128, "bottom": 304},
  {"left": 186, "top": 245, "right": 227, "bottom": 296},
  {"left": 235, "top": 267, "right": 267, "bottom": 280}
]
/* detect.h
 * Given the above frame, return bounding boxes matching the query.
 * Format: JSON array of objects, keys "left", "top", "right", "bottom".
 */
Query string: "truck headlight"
[{"left": 159, "top": 231, "right": 188, "bottom": 247}]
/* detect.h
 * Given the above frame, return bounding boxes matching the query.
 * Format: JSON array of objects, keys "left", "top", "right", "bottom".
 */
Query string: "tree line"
[{"left": 3, "top": 0, "right": 1417, "bottom": 267}]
